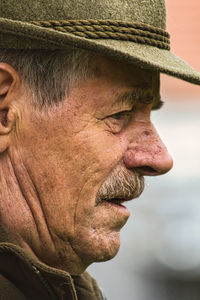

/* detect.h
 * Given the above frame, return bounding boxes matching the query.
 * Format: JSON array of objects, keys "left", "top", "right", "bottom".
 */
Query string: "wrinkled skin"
[{"left": 0, "top": 57, "right": 173, "bottom": 274}]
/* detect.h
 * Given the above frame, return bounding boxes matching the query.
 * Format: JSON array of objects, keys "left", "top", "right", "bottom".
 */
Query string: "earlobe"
[
  {"left": 0, "top": 107, "right": 17, "bottom": 153},
  {"left": 0, "top": 108, "right": 13, "bottom": 134}
]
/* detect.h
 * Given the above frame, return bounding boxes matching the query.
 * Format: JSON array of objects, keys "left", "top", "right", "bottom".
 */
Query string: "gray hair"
[{"left": 0, "top": 48, "right": 94, "bottom": 108}]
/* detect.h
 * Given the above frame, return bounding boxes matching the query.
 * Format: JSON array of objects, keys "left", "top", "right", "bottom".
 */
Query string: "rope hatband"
[{"left": 30, "top": 19, "right": 170, "bottom": 50}]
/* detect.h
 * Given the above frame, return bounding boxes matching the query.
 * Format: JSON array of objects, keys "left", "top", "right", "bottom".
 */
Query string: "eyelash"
[{"left": 109, "top": 109, "right": 132, "bottom": 120}]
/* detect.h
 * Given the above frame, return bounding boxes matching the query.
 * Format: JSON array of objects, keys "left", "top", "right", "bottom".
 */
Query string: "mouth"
[
  {"left": 97, "top": 196, "right": 132, "bottom": 219},
  {"left": 98, "top": 196, "right": 133, "bottom": 206}
]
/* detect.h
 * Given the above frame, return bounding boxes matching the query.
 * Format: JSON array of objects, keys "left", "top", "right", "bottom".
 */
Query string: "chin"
[
  {"left": 93, "top": 246, "right": 120, "bottom": 262},
  {"left": 72, "top": 230, "right": 121, "bottom": 265}
]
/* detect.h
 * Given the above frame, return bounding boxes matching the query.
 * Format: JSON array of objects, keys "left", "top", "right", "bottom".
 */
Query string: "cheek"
[
  {"left": 86, "top": 131, "right": 126, "bottom": 165},
  {"left": 72, "top": 133, "right": 128, "bottom": 223}
]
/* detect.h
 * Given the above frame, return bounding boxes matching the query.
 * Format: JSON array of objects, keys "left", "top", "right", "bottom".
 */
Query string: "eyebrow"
[{"left": 113, "top": 88, "right": 164, "bottom": 110}]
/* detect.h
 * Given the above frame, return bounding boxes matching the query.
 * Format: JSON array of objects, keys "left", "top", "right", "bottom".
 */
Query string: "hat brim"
[{"left": 1, "top": 18, "right": 200, "bottom": 85}]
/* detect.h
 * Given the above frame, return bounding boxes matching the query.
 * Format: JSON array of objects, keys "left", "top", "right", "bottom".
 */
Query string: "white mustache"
[{"left": 96, "top": 166, "right": 145, "bottom": 204}]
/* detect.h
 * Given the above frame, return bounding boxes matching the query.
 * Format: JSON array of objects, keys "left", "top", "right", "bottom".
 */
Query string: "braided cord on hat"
[{"left": 30, "top": 19, "right": 170, "bottom": 50}]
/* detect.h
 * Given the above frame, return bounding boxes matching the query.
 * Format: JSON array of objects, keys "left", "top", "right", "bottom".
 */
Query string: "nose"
[{"left": 123, "top": 124, "right": 173, "bottom": 176}]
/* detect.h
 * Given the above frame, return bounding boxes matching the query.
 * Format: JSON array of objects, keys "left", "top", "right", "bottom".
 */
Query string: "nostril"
[{"left": 136, "top": 166, "right": 158, "bottom": 175}]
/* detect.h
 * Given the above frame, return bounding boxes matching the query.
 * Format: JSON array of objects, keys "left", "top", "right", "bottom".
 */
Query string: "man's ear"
[{"left": 0, "top": 63, "right": 20, "bottom": 152}]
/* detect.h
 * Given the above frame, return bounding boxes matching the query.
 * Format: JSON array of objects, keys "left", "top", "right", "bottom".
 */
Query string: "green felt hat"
[{"left": 0, "top": 0, "right": 200, "bottom": 85}]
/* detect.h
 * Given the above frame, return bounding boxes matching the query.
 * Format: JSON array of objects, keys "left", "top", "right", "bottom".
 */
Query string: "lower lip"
[{"left": 101, "top": 201, "right": 130, "bottom": 216}]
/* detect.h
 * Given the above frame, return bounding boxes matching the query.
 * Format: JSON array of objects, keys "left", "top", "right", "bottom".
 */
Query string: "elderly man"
[{"left": 0, "top": 0, "right": 199, "bottom": 299}]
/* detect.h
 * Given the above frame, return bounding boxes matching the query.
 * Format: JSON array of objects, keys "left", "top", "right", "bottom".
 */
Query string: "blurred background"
[{"left": 88, "top": 0, "right": 200, "bottom": 299}]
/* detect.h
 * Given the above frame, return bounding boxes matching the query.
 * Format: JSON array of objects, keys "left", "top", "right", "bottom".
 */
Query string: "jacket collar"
[{"left": 0, "top": 224, "right": 102, "bottom": 300}]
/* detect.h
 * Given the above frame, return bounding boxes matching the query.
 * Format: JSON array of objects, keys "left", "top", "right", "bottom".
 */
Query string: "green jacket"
[{"left": 0, "top": 225, "right": 105, "bottom": 300}]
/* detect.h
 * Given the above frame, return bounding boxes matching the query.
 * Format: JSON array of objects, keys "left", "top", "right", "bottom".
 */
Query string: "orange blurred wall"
[{"left": 161, "top": 0, "right": 200, "bottom": 100}]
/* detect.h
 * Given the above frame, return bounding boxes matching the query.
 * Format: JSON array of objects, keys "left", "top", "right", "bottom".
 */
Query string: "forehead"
[{"left": 91, "top": 56, "right": 157, "bottom": 89}]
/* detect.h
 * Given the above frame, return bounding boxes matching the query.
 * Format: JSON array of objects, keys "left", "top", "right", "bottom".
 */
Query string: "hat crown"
[{"left": 1, "top": 0, "right": 166, "bottom": 29}]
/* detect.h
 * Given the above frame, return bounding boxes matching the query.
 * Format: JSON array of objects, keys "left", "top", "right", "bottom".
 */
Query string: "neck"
[{"left": 0, "top": 148, "right": 86, "bottom": 275}]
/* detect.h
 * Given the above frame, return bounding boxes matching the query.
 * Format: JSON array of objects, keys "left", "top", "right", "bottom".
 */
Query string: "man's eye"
[
  {"left": 110, "top": 111, "right": 127, "bottom": 120},
  {"left": 104, "top": 110, "right": 132, "bottom": 134},
  {"left": 109, "top": 110, "right": 132, "bottom": 120}
]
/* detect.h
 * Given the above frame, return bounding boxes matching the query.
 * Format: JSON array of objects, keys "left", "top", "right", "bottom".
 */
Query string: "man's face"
[{"left": 13, "top": 57, "right": 173, "bottom": 269}]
